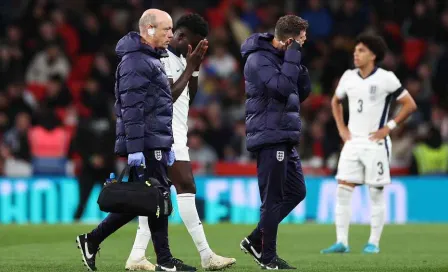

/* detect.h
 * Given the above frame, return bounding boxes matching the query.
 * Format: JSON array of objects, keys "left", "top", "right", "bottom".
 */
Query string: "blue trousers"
[
  {"left": 248, "top": 144, "right": 306, "bottom": 263},
  {"left": 88, "top": 149, "right": 172, "bottom": 264}
]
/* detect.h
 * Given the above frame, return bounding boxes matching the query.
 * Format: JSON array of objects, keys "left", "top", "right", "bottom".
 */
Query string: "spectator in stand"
[
  {"left": 203, "top": 44, "right": 238, "bottom": 78},
  {"left": 43, "top": 74, "right": 72, "bottom": 109},
  {"left": 0, "top": 45, "right": 24, "bottom": 91},
  {"left": 73, "top": 83, "right": 115, "bottom": 220},
  {"left": 5, "top": 81, "right": 34, "bottom": 124},
  {"left": 224, "top": 119, "right": 252, "bottom": 162},
  {"left": 78, "top": 13, "right": 102, "bottom": 54},
  {"left": 202, "top": 101, "right": 233, "bottom": 159},
  {"left": 51, "top": 8, "right": 80, "bottom": 60},
  {"left": 90, "top": 54, "right": 115, "bottom": 96},
  {"left": 0, "top": 92, "right": 10, "bottom": 134},
  {"left": 435, "top": 9, "right": 448, "bottom": 45},
  {"left": 410, "top": 126, "right": 448, "bottom": 175},
  {"left": 431, "top": 106, "right": 448, "bottom": 142},
  {"left": 332, "top": 0, "right": 367, "bottom": 37},
  {"left": 28, "top": 108, "right": 71, "bottom": 176},
  {"left": 25, "top": 43, "right": 70, "bottom": 84},
  {"left": 403, "top": 1, "right": 434, "bottom": 39},
  {"left": 188, "top": 131, "right": 218, "bottom": 164},
  {"left": 35, "top": 21, "right": 65, "bottom": 53},
  {"left": 301, "top": 0, "right": 333, "bottom": 40},
  {"left": 3, "top": 112, "right": 32, "bottom": 162}
]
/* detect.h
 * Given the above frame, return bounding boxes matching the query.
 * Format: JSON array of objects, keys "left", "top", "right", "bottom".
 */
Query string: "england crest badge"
[
  {"left": 276, "top": 151, "right": 285, "bottom": 162},
  {"left": 155, "top": 150, "right": 162, "bottom": 161}
]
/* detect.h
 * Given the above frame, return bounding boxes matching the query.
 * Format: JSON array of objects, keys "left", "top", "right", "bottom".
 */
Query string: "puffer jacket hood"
[
  {"left": 115, "top": 32, "right": 167, "bottom": 59},
  {"left": 241, "top": 33, "right": 282, "bottom": 59}
]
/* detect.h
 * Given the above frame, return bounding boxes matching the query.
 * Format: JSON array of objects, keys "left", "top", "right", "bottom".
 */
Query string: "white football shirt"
[
  {"left": 161, "top": 50, "right": 190, "bottom": 146},
  {"left": 335, "top": 67, "right": 407, "bottom": 138}
]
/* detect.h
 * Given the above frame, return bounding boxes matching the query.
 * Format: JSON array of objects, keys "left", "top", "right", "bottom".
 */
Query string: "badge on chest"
[{"left": 369, "top": 85, "right": 377, "bottom": 101}]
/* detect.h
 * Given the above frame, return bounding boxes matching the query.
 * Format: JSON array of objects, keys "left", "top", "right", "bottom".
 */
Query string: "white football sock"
[
  {"left": 368, "top": 187, "right": 386, "bottom": 247},
  {"left": 129, "top": 216, "right": 152, "bottom": 260},
  {"left": 335, "top": 184, "right": 354, "bottom": 247},
  {"left": 177, "top": 193, "right": 213, "bottom": 261}
]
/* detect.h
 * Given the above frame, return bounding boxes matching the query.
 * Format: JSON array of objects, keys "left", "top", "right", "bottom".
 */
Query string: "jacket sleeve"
[
  {"left": 298, "top": 65, "right": 311, "bottom": 103},
  {"left": 254, "top": 49, "right": 302, "bottom": 98},
  {"left": 118, "top": 58, "right": 151, "bottom": 154}
]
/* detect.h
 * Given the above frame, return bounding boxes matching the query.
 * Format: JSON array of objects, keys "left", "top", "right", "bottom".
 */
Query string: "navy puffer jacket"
[
  {"left": 241, "top": 33, "right": 311, "bottom": 151},
  {"left": 114, "top": 32, "right": 173, "bottom": 155}
]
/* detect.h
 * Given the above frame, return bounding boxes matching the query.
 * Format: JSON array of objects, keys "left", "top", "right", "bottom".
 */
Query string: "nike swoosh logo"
[
  {"left": 160, "top": 265, "right": 176, "bottom": 271},
  {"left": 251, "top": 246, "right": 261, "bottom": 259},
  {"left": 85, "top": 241, "right": 93, "bottom": 259}
]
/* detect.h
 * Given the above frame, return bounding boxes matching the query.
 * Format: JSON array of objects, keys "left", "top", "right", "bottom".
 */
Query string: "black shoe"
[
  {"left": 240, "top": 237, "right": 262, "bottom": 264},
  {"left": 261, "top": 256, "right": 296, "bottom": 270},
  {"left": 156, "top": 258, "right": 197, "bottom": 271},
  {"left": 76, "top": 234, "right": 100, "bottom": 271}
]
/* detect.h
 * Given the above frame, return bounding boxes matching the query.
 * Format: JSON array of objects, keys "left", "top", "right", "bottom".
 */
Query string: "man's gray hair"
[{"left": 139, "top": 12, "right": 157, "bottom": 28}]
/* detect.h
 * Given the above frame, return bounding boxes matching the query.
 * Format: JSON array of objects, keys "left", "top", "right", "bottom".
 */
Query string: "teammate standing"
[
  {"left": 321, "top": 34, "right": 417, "bottom": 254},
  {"left": 125, "top": 13, "right": 236, "bottom": 271}
]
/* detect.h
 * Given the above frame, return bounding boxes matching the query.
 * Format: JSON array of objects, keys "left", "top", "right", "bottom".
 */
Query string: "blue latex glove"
[
  {"left": 168, "top": 150, "right": 176, "bottom": 166},
  {"left": 128, "top": 152, "right": 145, "bottom": 167}
]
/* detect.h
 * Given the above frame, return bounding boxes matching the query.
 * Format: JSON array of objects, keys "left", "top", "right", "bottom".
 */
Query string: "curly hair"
[
  {"left": 355, "top": 34, "right": 388, "bottom": 63},
  {"left": 175, "top": 13, "right": 209, "bottom": 38},
  {"left": 274, "top": 15, "right": 308, "bottom": 40}
]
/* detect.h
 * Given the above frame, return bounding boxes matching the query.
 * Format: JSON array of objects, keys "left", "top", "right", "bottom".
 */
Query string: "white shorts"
[
  {"left": 335, "top": 138, "right": 392, "bottom": 186},
  {"left": 172, "top": 144, "right": 190, "bottom": 162}
]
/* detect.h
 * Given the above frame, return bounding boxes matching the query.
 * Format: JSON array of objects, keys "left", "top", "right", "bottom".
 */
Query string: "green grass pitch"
[{"left": 0, "top": 224, "right": 447, "bottom": 271}]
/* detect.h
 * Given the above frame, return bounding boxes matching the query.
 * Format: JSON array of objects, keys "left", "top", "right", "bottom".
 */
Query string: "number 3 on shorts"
[{"left": 377, "top": 161, "right": 384, "bottom": 175}]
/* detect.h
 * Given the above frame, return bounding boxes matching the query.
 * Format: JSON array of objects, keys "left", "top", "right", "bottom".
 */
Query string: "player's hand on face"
[
  {"left": 339, "top": 126, "right": 352, "bottom": 143},
  {"left": 369, "top": 127, "right": 390, "bottom": 142},
  {"left": 187, "top": 39, "right": 208, "bottom": 69}
]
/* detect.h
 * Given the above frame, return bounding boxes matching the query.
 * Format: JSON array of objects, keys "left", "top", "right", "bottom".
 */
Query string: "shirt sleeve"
[
  {"left": 160, "top": 57, "right": 173, "bottom": 79},
  {"left": 335, "top": 70, "right": 350, "bottom": 99},
  {"left": 386, "top": 72, "right": 406, "bottom": 99}
]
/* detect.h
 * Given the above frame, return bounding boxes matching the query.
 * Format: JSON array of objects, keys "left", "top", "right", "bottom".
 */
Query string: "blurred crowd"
[{"left": 0, "top": 0, "right": 447, "bottom": 178}]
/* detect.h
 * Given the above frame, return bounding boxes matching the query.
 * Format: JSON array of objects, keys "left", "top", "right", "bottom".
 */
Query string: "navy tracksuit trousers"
[
  {"left": 87, "top": 150, "right": 172, "bottom": 264},
  {"left": 248, "top": 144, "right": 306, "bottom": 264}
]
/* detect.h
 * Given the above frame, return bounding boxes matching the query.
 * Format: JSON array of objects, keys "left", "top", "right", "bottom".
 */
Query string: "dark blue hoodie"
[
  {"left": 114, "top": 32, "right": 173, "bottom": 156},
  {"left": 241, "top": 33, "right": 311, "bottom": 151}
]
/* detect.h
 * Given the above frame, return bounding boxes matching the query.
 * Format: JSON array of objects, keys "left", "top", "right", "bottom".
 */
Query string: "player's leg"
[
  {"left": 364, "top": 186, "right": 385, "bottom": 253},
  {"left": 126, "top": 216, "right": 154, "bottom": 270},
  {"left": 169, "top": 151, "right": 236, "bottom": 270},
  {"left": 363, "top": 141, "right": 391, "bottom": 253},
  {"left": 321, "top": 143, "right": 363, "bottom": 254}
]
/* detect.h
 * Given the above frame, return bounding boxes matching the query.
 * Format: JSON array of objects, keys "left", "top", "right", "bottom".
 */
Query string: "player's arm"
[
  {"left": 170, "top": 40, "right": 207, "bottom": 103},
  {"left": 389, "top": 90, "right": 417, "bottom": 126},
  {"left": 188, "top": 71, "right": 199, "bottom": 105},
  {"left": 369, "top": 73, "right": 417, "bottom": 141},
  {"left": 331, "top": 71, "right": 351, "bottom": 142},
  {"left": 169, "top": 67, "right": 194, "bottom": 103}
]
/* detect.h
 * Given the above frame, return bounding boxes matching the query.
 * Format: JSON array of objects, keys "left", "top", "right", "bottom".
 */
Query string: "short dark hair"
[
  {"left": 175, "top": 13, "right": 209, "bottom": 38},
  {"left": 274, "top": 15, "right": 308, "bottom": 40},
  {"left": 355, "top": 34, "right": 388, "bottom": 63}
]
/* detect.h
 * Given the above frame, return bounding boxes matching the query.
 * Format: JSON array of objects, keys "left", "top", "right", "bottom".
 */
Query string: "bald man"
[{"left": 76, "top": 9, "right": 196, "bottom": 271}]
